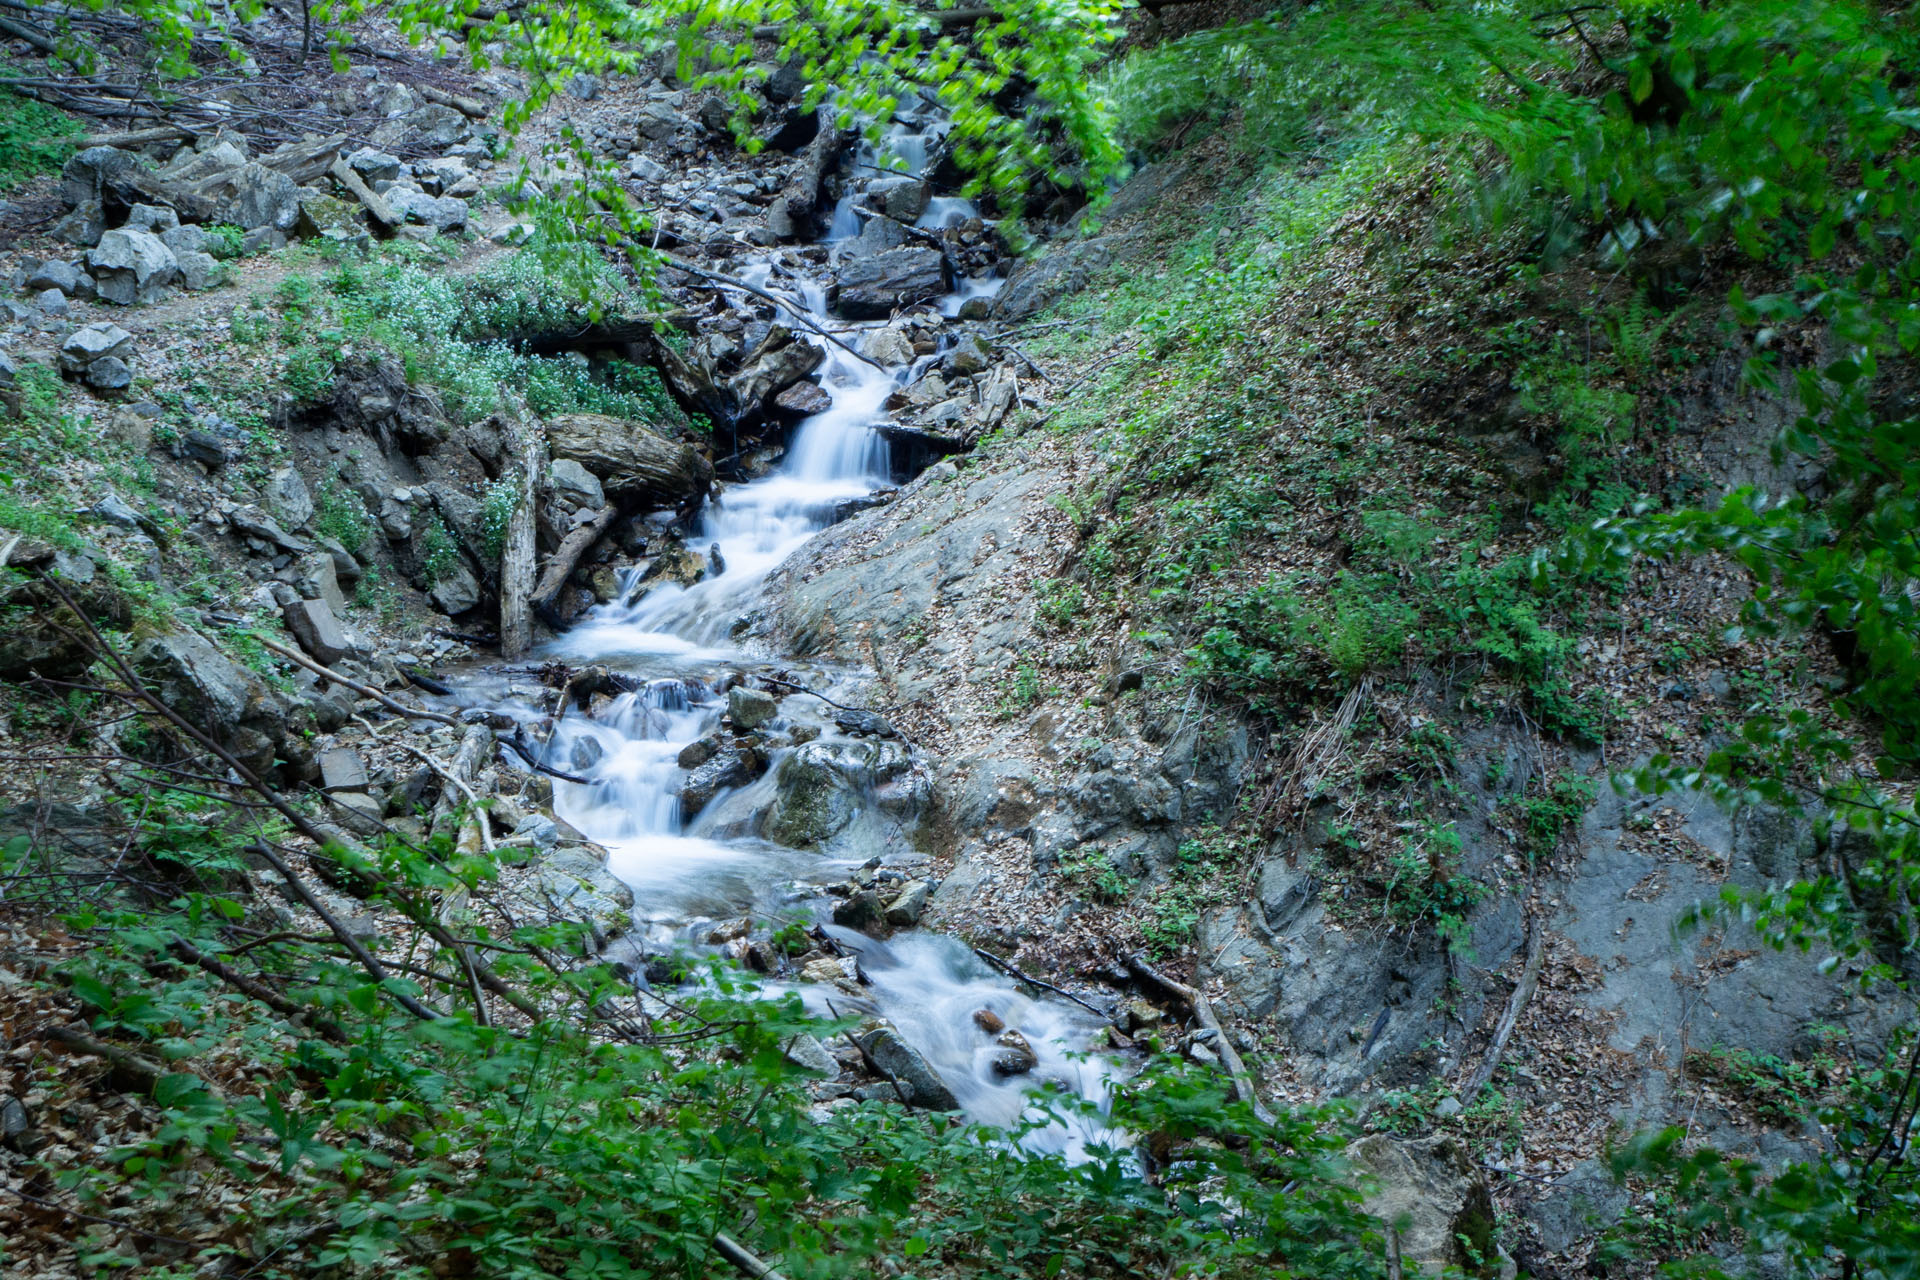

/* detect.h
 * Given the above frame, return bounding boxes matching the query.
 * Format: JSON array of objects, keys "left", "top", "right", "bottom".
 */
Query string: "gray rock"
[
  {"left": 762, "top": 739, "right": 904, "bottom": 849},
  {"left": 347, "top": 148, "right": 402, "bottom": 184},
  {"left": 83, "top": 357, "right": 131, "bottom": 390},
  {"left": 852, "top": 1019, "right": 958, "bottom": 1110},
  {"left": 87, "top": 229, "right": 179, "bottom": 305},
  {"left": 177, "top": 427, "right": 232, "bottom": 469},
  {"left": 727, "top": 684, "right": 778, "bottom": 730},
  {"left": 34, "top": 288, "right": 69, "bottom": 317},
  {"left": 175, "top": 251, "right": 220, "bottom": 292},
  {"left": 781, "top": 1034, "right": 840, "bottom": 1076},
  {"left": 1524, "top": 1160, "right": 1629, "bottom": 1255},
  {"left": 884, "top": 880, "right": 931, "bottom": 926},
  {"left": 240, "top": 226, "right": 286, "bottom": 255},
  {"left": 727, "top": 327, "right": 825, "bottom": 420},
  {"left": 26, "top": 260, "right": 79, "bottom": 295},
  {"left": 835, "top": 247, "right": 946, "bottom": 319},
  {"left": 548, "top": 458, "right": 606, "bottom": 510},
  {"left": 296, "top": 552, "right": 349, "bottom": 616},
  {"left": 547, "top": 413, "right": 711, "bottom": 503},
  {"left": 123, "top": 203, "right": 179, "bottom": 233},
  {"left": 867, "top": 175, "right": 930, "bottom": 223},
  {"left": 429, "top": 561, "right": 482, "bottom": 616},
  {"left": 230, "top": 505, "right": 309, "bottom": 553},
  {"left": 860, "top": 326, "right": 916, "bottom": 367},
  {"left": 159, "top": 224, "right": 207, "bottom": 256},
  {"left": 59, "top": 147, "right": 151, "bottom": 212},
  {"left": 388, "top": 187, "right": 469, "bottom": 233},
  {"left": 680, "top": 746, "right": 764, "bottom": 816},
  {"left": 567, "top": 72, "right": 600, "bottom": 100},
  {"left": 132, "top": 631, "right": 291, "bottom": 778},
  {"left": 51, "top": 202, "right": 105, "bottom": 248},
  {"left": 199, "top": 162, "right": 303, "bottom": 234},
  {"left": 261, "top": 468, "right": 314, "bottom": 531},
  {"left": 283, "top": 597, "right": 354, "bottom": 665},
  {"left": 1348, "top": 1135, "right": 1504, "bottom": 1276},
  {"left": 318, "top": 746, "right": 371, "bottom": 792},
  {"left": 637, "top": 102, "right": 689, "bottom": 142},
  {"left": 535, "top": 843, "right": 635, "bottom": 935}
]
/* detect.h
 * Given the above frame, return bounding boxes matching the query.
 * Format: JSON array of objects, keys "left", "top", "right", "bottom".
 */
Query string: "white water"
[{"left": 476, "top": 155, "right": 1111, "bottom": 1151}]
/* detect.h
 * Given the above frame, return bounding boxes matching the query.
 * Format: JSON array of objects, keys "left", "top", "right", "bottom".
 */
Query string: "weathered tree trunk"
[
  {"left": 532, "top": 503, "right": 619, "bottom": 614},
  {"left": 499, "top": 411, "right": 546, "bottom": 660}
]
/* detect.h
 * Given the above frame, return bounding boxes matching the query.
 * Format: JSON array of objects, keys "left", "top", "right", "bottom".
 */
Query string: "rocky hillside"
[{"left": 0, "top": 3, "right": 1916, "bottom": 1279}]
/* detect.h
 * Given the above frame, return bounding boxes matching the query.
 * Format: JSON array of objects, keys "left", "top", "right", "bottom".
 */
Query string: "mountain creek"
[{"left": 2, "top": 7, "right": 1916, "bottom": 1279}]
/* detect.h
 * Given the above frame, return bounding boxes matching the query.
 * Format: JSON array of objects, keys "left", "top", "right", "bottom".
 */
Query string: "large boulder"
[
  {"left": 195, "top": 162, "right": 304, "bottom": 234},
  {"left": 546, "top": 414, "right": 712, "bottom": 504},
  {"left": 534, "top": 842, "right": 635, "bottom": 937},
  {"left": 0, "top": 555, "right": 131, "bottom": 681},
  {"left": 1347, "top": 1135, "right": 1507, "bottom": 1277},
  {"left": 87, "top": 230, "right": 179, "bottom": 305},
  {"left": 132, "top": 632, "right": 294, "bottom": 779},
  {"left": 834, "top": 247, "right": 946, "bottom": 319},
  {"left": 762, "top": 737, "right": 916, "bottom": 849}
]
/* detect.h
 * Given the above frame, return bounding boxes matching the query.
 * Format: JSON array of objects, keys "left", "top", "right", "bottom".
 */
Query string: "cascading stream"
[{"left": 465, "top": 130, "right": 1112, "bottom": 1157}]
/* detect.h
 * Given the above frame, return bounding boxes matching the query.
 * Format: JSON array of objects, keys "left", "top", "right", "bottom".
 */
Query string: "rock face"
[
  {"left": 59, "top": 323, "right": 135, "bottom": 372},
  {"left": 132, "top": 632, "right": 295, "bottom": 779},
  {"left": 853, "top": 1019, "right": 959, "bottom": 1109},
  {"left": 835, "top": 248, "right": 946, "bottom": 319},
  {"left": 546, "top": 414, "right": 712, "bottom": 504},
  {"left": 87, "top": 231, "right": 179, "bottom": 305}
]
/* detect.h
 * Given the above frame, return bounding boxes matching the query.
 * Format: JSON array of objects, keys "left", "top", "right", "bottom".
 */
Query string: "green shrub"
[
  {"left": 0, "top": 96, "right": 80, "bottom": 193},
  {"left": 1383, "top": 821, "right": 1485, "bottom": 956},
  {"left": 204, "top": 225, "right": 247, "bottom": 260},
  {"left": 314, "top": 479, "right": 375, "bottom": 556}
]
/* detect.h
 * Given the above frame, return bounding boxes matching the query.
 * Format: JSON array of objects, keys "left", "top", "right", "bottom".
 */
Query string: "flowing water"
[{"left": 455, "top": 140, "right": 1112, "bottom": 1158}]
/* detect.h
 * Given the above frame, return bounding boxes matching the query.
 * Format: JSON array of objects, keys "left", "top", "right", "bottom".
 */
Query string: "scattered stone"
[
  {"left": 835, "top": 247, "right": 947, "bottom": 319},
  {"left": 677, "top": 734, "right": 722, "bottom": 770},
  {"left": 834, "top": 708, "right": 897, "bottom": 738},
  {"left": 831, "top": 889, "right": 884, "bottom": 930},
  {"left": 782, "top": 1034, "right": 840, "bottom": 1076},
  {"left": 548, "top": 458, "right": 606, "bottom": 510},
  {"left": 774, "top": 380, "right": 832, "bottom": 416},
  {"left": 347, "top": 147, "right": 403, "bottom": 183},
  {"left": 1347, "top": 1135, "right": 1504, "bottom": 1276},
  {"left": 26, "top": 260, "right": 79, "bottom": 295},
  {"left": 159, "top": 224, "right": 206, "bottom": 256},
  {"left": 132, "top": 631, "right": 294, "bottom": 779},
  {"left": 124, "top": 203, "right": 179, "bottom": 233},
  {"left": 83, "top": 357, "right": 131, "bottom": 391},
  {"left": 230, "top": 505, "right": 309, "bottom": 553},
  {"left": 972, "top": 1008, "right": 1006, "bottom": 1034},
  {"left": 175, "top": 250, "right": 220, "bottom": 292},
  {"left": 318, "top": 746, "right": 371, "bottom": 792},
  {"left": 429, "top": 561, "right": 483, "bottom": 616},
  {"left": 261, "top": 468, "right": 314, "bottom": 531},
  {"left": 283, "top": 597, "right": 354, "bottom": 665},
  {"left": 680, "top": 746, "right": 764, "bottom": 815},
  {"left": 59, "top": 322, "right": 134, "bottom": 373},
  {"left": 867, "top": 175, "right": 930, "bottom": 222}
]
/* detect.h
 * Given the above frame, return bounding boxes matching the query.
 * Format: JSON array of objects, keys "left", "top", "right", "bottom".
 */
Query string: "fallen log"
[
  {"left": 327, "top": 155, "right": 399, "bottom": 231},
  {"left": 418, "top": 83, "right": 491, "bottom": 119},
  {"left": 257, "top": 637, "right": 458, "bottom": 726},
  {"left": 531, "top": 503, "right": 619, "bottom": 613},
  {"left": 1125, "top": 952, "right": 1273, "bottom": 1124},
  {"left": 1462, "top": 911, "right": 1545, "bottom": 1099},
  {"left": 498, "top": 412, "right": 545, "bottom": 661}
]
